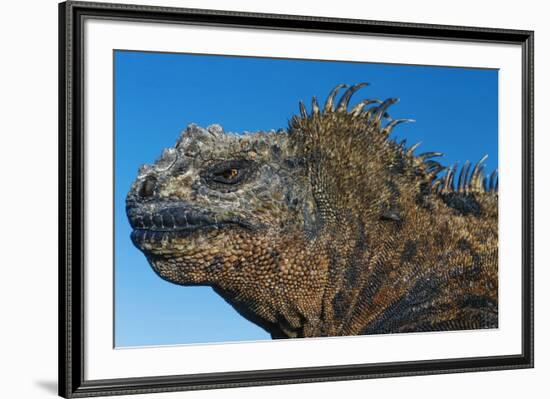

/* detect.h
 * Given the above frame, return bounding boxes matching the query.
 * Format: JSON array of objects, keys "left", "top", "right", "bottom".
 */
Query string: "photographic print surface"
[{"left": 115, "top": 50, "right": 498, "bottom": 348}]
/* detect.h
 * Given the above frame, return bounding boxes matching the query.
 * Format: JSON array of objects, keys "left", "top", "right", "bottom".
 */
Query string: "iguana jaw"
[{"left": 127, "top": 202, "right": 255, "bottom": 253}]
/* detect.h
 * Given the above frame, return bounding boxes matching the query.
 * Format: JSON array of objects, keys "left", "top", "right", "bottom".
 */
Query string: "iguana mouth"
[{"left": 127, "top": 204, "right": 253, "bottom": 244}]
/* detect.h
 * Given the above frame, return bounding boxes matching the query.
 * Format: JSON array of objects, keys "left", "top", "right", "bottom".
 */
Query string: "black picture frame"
[{"left": 59, "top": 1, "right": 534, "bottom": 397}]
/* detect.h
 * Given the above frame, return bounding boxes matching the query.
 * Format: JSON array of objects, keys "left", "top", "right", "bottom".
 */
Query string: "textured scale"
[{"left": 126, "top": 84, "right": 498, "bottom": 339}]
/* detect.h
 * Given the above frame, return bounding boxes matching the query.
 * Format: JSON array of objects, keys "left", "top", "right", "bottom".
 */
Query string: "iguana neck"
[{"left": 208, "top": 231, "right": 330, "bottom": 339}]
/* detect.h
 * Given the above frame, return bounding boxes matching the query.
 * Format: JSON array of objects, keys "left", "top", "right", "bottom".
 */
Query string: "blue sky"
[{"left": 114, "top": 50, "right": 498, "bottom": 347}]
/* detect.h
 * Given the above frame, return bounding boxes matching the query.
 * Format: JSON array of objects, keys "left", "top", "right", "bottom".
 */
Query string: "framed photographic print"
[{"left": 59, "top": 1, "right": 534, "bottom": 397}]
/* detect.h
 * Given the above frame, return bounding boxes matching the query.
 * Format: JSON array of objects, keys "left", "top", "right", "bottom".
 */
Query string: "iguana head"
[{"left": 126, "top": 122, "right": 320, "bottom": 282}]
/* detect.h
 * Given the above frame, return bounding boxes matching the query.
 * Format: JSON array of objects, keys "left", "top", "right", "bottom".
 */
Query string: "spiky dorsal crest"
[
  {"left": 431, "top": 156, "right": 498, "bottom": 195},
  {"left": 290, "top": 83, "right": 498, "bottom": 197}
]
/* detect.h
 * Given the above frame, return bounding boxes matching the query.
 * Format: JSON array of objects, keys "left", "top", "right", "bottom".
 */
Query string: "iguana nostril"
[{"left": 139, "top": 176, "right": 157, "bottom": 198}]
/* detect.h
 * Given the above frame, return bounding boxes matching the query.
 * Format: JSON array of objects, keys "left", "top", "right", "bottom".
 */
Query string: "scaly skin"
[{"left": 126, "top": 83, "right": 498, "bottom": 339}]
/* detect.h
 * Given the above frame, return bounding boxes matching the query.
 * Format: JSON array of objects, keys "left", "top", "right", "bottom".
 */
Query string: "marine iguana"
[{"left": 126, "top": 83, "right": 498, "bottom": 339}]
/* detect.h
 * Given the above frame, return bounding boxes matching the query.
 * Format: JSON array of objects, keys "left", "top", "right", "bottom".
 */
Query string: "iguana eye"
[
  {"left": 203, "top": 160, "right": 255, "bottom": 189},
  {"left": 213, "top": 167, "right": 241, "bottom": 184}
]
